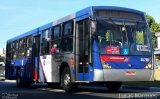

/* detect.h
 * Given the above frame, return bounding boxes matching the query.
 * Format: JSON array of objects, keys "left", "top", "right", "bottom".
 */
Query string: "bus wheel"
[
  {"left": 16, "top": 73, "right": 24, "bottom": 88},
  {"left": 16, "top": 69, "right": 31, "bottom": 88},
  {"left": 62, "top": 67, "right": 76, "bottom": 92},
  {"left": 106, "top": 82, "right": 122, "bottom": 92}
]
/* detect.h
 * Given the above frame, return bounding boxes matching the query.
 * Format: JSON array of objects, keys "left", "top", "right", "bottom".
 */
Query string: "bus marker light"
[{"left": 79, "top": 62, "right": 83, "bottom": 65}]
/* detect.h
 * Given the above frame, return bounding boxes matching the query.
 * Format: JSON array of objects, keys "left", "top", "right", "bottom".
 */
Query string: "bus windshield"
[{"left": 97, "top": 19, "right": 151, "bottom": 55}]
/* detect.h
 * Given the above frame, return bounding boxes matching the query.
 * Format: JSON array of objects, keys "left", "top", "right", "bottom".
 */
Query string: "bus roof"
[{"left": 7, "top": 6, "right": 144, "bottom": 43}]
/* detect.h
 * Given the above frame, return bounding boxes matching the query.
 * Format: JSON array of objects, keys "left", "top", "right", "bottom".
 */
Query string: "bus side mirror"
[{"left": 91, "top": 21, "right": 96, "bottom": 35}]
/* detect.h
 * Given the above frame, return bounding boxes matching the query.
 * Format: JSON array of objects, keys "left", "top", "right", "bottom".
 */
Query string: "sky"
[{"left": 0, "top": 0, "right": 160, "bottom": 48}]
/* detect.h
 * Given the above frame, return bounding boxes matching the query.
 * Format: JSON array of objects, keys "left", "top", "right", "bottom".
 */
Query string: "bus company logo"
[
  {"left": 124, "top": 57, "right": 130, "bottom": 62},
  {"left": 43, "top": 60, "right": 45, "bottom": 66}
]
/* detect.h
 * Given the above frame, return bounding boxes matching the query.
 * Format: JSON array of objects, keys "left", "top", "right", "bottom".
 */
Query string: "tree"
[{"left": 146, "top": 15, "right": 160, "bottom": 48}]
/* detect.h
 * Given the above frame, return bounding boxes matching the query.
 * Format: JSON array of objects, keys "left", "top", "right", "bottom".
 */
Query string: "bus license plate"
[{"left": 125, "top": 71, "right": 136, "bottom": 76}]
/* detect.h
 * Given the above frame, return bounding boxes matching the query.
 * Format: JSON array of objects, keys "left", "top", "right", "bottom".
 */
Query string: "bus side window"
[
  {"left": 51, "top": 26, "right": 61, "bottom": 54},
  {"left": 41, "top": 29, "right": 51, "bottom": 55},
  {"left": 19, "top": 39, "right": 25, "bottom": 58},
  {"left": 6, "top": 43, "right": 11, "bottom": 60},
  {"left": 10, "top": 43, "right": 14, "bottom": 60},
  {"left": 26, "top": 36, "right": 32, "bottom": 57},
  {"left": 12, "top": 42, "right": 17, "bottom": 59},
  {"left": 62, "top": 21, "right": 73, "bottom": 52}
]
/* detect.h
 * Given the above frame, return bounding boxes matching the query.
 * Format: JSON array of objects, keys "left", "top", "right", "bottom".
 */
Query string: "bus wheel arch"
[
  {"left": 60, "top": 62, "right": 76, "bottom": 92},
  {"left": 16, "top": 67, "right": 31, "bottom": 88},
  {"left": 16, "top": 67, "right": 24, "bottom": 87},
  {"left": 60, "top": 62, "right": 69, "bottom": 77}
]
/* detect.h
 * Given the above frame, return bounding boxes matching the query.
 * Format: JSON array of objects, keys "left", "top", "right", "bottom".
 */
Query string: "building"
[
  {"left": 0, "top": 48, "right": 5, "bottom": 76},
  {"left": 154, "top": 32, "right": 160, "bottom": 80},
  {"left": 154, "top": 32, "right": 160, "bottom": 69},
  {"left": 0, "top": 48, "right": 5, "bottom": 57}
]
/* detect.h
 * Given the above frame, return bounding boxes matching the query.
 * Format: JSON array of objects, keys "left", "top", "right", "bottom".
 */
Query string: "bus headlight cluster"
[
  {"left": 103, "top": 62, "right": 112, "bottom": 69},
  {"left": 145, "top": 61, "right": 152, "bottom": 69}
]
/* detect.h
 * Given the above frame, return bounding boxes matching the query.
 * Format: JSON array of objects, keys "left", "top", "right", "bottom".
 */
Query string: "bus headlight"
[
  {"left": 145, "top": 61, "right": 152, "bottom": 69},
  {"left": 103, "top": 62, "right": 112, "bottom": 69}
]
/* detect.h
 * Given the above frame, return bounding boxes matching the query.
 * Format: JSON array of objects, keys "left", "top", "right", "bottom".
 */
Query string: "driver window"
[
  {"left": 98, "top": 30, "right": 112, "bottom": 46},
  {"left": 112, "top": 28, "right": 122, "bottom": 46}
]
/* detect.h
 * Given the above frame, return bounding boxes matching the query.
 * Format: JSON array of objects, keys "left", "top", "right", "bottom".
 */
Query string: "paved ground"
[{"left": 0, "top": 80, "right": 160, "bottom": 99}]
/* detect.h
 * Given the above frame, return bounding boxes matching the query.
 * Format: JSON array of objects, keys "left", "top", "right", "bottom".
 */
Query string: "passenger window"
[
  {"left": 12, "top": 41, "right": 18, "bottom": 59},
  {"left": 19, "top": 39, "right": 25, "bottom": 58},
  {"left": 64, "top": 22, "right": 73, "bottom": 36},
  {"left": 62, "top": 21, "right": 73, "bottom": 52},
  {"left": 53, "top": 26, "right": 61, "bottom": 39},
  {"left": 26, "top": 36, "right": 32, "bottom": 57},
  {"left": 41, "top": 29, "right": 51, "bottom": 55},
  {"left": 6, "top": 43, "right": 12, "bottom": 60},
  {"left": 51, "top": 26, "right": 61, "bottom": 54}
]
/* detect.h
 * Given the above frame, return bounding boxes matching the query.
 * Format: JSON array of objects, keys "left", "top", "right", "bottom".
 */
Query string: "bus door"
[
  {"left": 39, "top": 29, "right": 52, "bottom": 83},
  {"left": 76, "top": 19, "right": 90, "bottom": 81},
  {"left": 33, "top": 35, "right": 40, "bottom": 82}
]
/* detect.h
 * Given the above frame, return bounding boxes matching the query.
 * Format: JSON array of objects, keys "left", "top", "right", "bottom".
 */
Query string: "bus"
[{"left": 5, "top": 6, "right": 153, "bottom": 92}]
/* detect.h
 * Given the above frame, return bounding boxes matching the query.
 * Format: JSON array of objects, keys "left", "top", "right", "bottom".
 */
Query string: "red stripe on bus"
[{"left": 100, "top": 56, "right": 130, "bottom": 62}]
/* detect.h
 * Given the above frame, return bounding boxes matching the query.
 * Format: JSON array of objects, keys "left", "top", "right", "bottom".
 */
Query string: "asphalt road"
[{"left": 0, "top": 80, "right": 160, "bottom": 99}]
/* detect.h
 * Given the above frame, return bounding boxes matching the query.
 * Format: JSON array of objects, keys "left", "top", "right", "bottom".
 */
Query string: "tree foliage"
[{"left": 146, "top": 15, "right": 160, "bottom": 48}]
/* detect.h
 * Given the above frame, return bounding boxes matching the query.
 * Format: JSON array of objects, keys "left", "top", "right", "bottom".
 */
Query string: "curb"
[{"left": 0, "top": 79, "right": 16, "bottom": 82}]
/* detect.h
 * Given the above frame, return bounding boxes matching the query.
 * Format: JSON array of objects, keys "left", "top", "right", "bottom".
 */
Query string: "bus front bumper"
[{"left": 93, "top": 69, "right": 154, "bottom": 82}]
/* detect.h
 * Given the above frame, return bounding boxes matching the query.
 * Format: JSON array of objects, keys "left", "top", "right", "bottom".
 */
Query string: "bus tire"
[
  {"left": 61, "top": 67, "right": 77, "bottom": 92},
  {"left": 16, "top": 74, "right": 24, "bottom": 88},
  {"left": 16, "top": 69, "right": 31, "bottom": 88},
  {"left": 106, "top": 82, "right": 122, "bottom": 92}
]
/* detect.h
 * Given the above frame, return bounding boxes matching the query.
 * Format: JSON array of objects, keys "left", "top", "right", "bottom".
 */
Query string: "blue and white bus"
[{"left": 5, "top": 6, "right": 153, "bottom": 92}]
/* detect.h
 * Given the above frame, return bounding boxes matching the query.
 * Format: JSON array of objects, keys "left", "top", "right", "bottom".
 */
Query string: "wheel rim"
[{"left": 64, "top": 74, "right": 70, "bottom": 86}]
